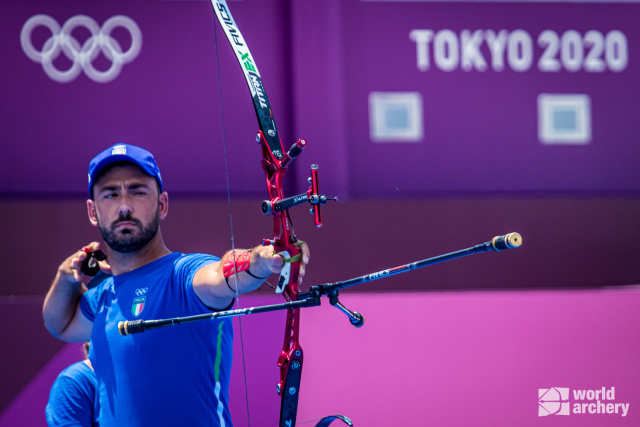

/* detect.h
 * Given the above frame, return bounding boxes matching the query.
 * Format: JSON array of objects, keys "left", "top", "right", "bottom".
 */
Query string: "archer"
[{"left": 43, "top": 143, "right": 310, "bottom": 427}]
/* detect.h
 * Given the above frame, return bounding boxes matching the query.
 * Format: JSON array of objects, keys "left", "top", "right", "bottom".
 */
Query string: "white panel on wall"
[
  {"left": 369, "top": 92, "right": 423, "bottom": 142},
  {"left": 538, "top": 94, "right": 591, "bottom": 145}
]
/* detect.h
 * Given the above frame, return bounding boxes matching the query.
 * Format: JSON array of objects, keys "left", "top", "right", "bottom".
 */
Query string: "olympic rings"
[{"left": 20, "top": 14, "right": 142, "bottom": 83}]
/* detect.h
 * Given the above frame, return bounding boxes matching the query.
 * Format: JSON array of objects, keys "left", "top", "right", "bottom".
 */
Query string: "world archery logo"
[
  {"left": 538, "top": 386, "right": 630, "bottom": 417},
  {"left": 132, "top": 296, "right": 146, "bottom": 317},
  {"left": 538, "top": 387, "right": 570, "bottom": 416}
]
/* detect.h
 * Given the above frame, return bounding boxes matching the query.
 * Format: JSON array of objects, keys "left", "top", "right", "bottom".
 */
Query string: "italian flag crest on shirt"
[{"left": 132, "top": 296, "right": 146, "bottom": 317}]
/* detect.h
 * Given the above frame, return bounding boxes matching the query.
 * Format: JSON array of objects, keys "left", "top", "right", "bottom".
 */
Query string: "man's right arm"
[{"left": 43, "top": 243, "right": 107, "bottom": 342}]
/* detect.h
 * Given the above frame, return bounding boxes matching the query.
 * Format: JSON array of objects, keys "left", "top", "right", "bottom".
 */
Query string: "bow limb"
[{"left": 211, "top": 2, "right": 307, "bottom": 426}]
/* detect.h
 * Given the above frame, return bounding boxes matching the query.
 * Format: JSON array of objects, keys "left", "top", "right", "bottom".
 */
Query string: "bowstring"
[{"left": 212, "top": 14, "right": 252, "bottom": 427}]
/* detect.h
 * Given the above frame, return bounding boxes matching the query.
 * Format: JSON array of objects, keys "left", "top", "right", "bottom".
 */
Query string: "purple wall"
[
  {"left": 1, "top": 0, "right": 289, "bottom": 196},
  {"left": 341, "top": 1, "right": 640, "bottom": 194},
  {"left": 2, "top": 0, "right": 639, "bottom": 196}
]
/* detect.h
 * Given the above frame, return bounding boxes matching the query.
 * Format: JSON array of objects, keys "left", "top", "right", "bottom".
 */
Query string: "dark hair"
[{"left": 90, "top": 161, "right": 162, "bottom": 199}]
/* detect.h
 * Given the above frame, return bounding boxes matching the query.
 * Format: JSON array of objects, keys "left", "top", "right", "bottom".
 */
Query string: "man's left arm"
[{"left": 192, "top": 244, "right": 309, "bottom": 310}]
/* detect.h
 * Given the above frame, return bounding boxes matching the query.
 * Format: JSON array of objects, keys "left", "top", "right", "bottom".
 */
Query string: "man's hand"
[
  {"left": 59, "top": 242, "right": 112, "bottom": 285},
  {"left": 44, "top": 243, "right": 107, "bottom": 342},
  {"left": 250, "top": 241, "right": 310, "bottom": 284}
]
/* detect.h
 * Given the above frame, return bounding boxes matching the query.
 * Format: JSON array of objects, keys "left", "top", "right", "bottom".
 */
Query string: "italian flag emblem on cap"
[{"left": 132, "top": 296, "right": 146, "bottom": 317}]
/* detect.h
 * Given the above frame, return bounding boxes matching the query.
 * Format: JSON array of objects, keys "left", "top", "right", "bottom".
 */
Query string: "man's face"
[{"left": 89, "top": 164, "right": 164, "bottom": 253}]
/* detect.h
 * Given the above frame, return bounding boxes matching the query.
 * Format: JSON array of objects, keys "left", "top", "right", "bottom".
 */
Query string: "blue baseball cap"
[{"left": 88, "top": 144, "right": 163, "bottom": 197}]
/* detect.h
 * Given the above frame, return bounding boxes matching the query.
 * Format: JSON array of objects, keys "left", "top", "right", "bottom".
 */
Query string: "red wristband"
[{"left": 223, "top": 251, "right": 251, "bottom": 278}]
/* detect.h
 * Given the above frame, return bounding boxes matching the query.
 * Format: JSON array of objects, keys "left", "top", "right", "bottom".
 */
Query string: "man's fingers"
[
  {"left": 98, "top": 260, "right": 112, "bottom": 274},
  {"left": 71, "top": 251, "right": 87, "bottom": 270},
  {"left": 270, "top": 254, "right": 284, "bottom": 270},
  {"left": 71, "top": 242, "right": 107, "bottom": 276},
  {"left": 88, "top": 241, "right": 101, "bottom": 251},
  {"left": 295, "top": 241, "right": 310, "bottom": 264}
]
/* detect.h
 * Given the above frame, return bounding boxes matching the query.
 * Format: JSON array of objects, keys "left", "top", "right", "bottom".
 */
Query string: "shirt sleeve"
[
  {"left": 174, "top": 253, "right": 220, "bottom": 291},
  {"left": 174, "top": 253, "right": 234, "bottom": 311},
  {"left": 79, "top": 288, "right": 98, "bottom": 323}
]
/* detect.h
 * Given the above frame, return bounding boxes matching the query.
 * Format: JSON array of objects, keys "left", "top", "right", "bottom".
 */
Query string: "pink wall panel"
[
  {"left": 241, "top": 290, "right": 640, "bottom": 426},
  {"left": 6, "top": 290, "right": 638, "bottom": 426}
]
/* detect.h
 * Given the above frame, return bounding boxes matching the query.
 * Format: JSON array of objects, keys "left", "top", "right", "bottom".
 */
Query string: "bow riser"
[
  {"left": 260, "top": 130, "right": 305, "bottom": 410},
  {"left": 258, "top": 131, "right": 302, "bottom": 298},
  {"left": 277, "top": 320, "right": 303, "bottom": 423}
]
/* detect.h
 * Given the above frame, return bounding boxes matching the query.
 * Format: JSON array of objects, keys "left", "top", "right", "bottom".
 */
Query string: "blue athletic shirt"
[
  {"left": 80, "top": 253, "right": 234, "bottom": 427},
  {"left": 46, "top": 360, "right": 99, "bottom": 426}
]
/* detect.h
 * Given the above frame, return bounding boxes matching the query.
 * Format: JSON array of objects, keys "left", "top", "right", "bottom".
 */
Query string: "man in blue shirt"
[
  {"left": 46, "top": 343, "right": 99, "bottom": 427},
  {"left": 43, "top": 144, "right": 309, "bottom": 426}
]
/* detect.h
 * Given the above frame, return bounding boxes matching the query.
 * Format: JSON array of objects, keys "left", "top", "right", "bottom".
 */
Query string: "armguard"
[{"left": 223, "top": 251, "right": 251, "bottom": 278}]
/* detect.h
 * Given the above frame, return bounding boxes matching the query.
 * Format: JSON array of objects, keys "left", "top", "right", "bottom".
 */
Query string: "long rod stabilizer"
[{"left": 118, "top": 233, "right": 522, "bottom": 336}]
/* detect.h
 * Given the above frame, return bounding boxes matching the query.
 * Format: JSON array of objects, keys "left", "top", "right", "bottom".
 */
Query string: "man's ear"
[
  {"left": 87, "top": 199, "right": 98, "bottom": 227},
  {"left": 158, "top": 191, "right": 169, "bottom": 220}
]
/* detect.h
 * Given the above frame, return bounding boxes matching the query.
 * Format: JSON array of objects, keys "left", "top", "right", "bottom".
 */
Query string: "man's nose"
[{"left": 117, "top": 194, "right": 133, "bottom": 217}]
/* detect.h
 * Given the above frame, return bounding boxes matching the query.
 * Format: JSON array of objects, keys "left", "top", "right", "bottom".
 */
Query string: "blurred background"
[{"left": 1, "top": 0, "right": 639, "bottom": 425}]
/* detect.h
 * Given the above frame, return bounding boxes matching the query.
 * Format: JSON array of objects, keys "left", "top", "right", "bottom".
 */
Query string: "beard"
[{"left": 98, "top": 209, "right": 160, "bottom": 253}]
